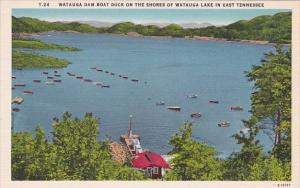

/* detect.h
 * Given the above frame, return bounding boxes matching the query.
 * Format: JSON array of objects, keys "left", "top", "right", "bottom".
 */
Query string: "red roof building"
[{"left": 132, "top": 151, "right": 171, "bottom": 179}]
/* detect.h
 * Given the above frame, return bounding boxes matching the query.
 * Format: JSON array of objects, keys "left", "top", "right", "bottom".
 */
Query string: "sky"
[{"left": 12, "top": 9, "right": 289, "bottom": 25}]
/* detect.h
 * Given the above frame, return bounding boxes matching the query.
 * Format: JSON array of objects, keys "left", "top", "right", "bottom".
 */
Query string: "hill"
[{"left": 12, "top": 12, "right": 291, "bottom": 43}]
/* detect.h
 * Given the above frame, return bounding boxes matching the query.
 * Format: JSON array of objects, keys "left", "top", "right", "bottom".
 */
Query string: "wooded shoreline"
[{"left": 15, "top": 31, "right": 289, "bottom": 46}]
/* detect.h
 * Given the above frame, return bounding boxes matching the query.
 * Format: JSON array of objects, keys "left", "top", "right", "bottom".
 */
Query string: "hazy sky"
[{"left": 12, "top": 9, "right": 289, "bottom": 25}]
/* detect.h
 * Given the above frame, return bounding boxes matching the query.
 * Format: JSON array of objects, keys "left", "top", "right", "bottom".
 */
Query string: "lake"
[{"left": 12, "top": 32, "right": 274, "bottom": 157}]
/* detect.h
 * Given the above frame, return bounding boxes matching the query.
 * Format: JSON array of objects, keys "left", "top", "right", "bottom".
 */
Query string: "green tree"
[
  {"left": 165, "top": 122, "right": 222, "bottom": 180},
  {"left": 11, "top": 132, "right": 35, "bottom": 180},
  {"left": 12, "top": 112, "right": 146, "bottom": 180},
  {"left": 246, "top": 44, "right": 291, "bottom": 163},
  {"left": 249, "top": 155, "right": 291, "bottom": 181}
]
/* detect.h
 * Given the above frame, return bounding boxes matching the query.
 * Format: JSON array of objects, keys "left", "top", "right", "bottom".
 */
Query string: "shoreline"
[{"left": 14, "top": 31, "right": 290, "bottom": 46}]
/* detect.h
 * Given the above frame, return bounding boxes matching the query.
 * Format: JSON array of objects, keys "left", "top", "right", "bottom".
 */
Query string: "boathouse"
[{"left": 131, "top": 151, "right": 171, "bottom": 179}]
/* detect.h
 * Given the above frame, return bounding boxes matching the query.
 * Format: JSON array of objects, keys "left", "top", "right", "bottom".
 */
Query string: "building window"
[
  {"left": 153, "top": 167, "right": 159, "bottom": 174},
  {"left": 147, "top": 167, "right": 152, "bottom": 176}
]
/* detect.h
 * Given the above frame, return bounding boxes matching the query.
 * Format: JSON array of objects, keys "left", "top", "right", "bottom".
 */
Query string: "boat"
[
  {"left": 33, "top": 80, "right": 41, "bottom": 83},
  {"left": 54, "top": 74, "right": 61, "bottom": 77},
  {"left": 119, "top": 75, "right": 122, "bottom": 77},
  {"left": 131, "top": 79, "right": 139, "bottom": 82},
  {"left": 167, "top": 106, "right": 181, "bottom": 111},
  {"left": 47, "top": 76, "right": 54, "bottom": 79},
  {"left": 23, "top": 90, "right": 34, "bottom": 94},
  {"left": 45, "top": 81, "right": 55, "bottom": 85},
  {"left": 156, "top": 101, "right": 165, "bottom": 106},
  {"left": 187, "top": 94, "right": 198, "bottom": 99},
  {"left": 105, "top": 71, "right": 109, "bottom": 74},
  {"left": 76, "top": 76, "right": 83, "bottom": 79},
  {"left": 230, "top": 106, "right": 243, "bottom": 111},
  {"left": 54, "top": 70, "right": 58, "bottom": 73},
  {"left": 12, "top": 87, "right": 15, "bottom": 90},
  {"left": 110, "top": 73, "right": 115, "bottom": 76},
  {"left": 90, "top": 67, "right": 97, "bottom": 70},
  {"left": 218, "top": 121, "right": 230, "bottom": 127},
  {"left": 12, "top": 96, "right": 24, "bottom": 104},
  {"left": 17, "top": 68, "right": 23, "bottom": 70},
  {"left": 67, "top": 72, "right": 75, "bottom": 76},
  {"left": 14, "top": 83, "right": 26, "bottom": 87},
  {"left": 96, "top": 69, "right": 103, "bottom": 72},
  {"left": 43, "top": 72, "right": 48, "bottom": 74},
  {"left": 84, "top": 79, "right": 92, "bottom": 82},
  {"left": 191, "top": 112, "right": 202, "bottom": 118},
  {"left": 12, "top": 108, "right": 20, "bottom": 112},
  {"left": 12, "top": 76, "right": 16, "bottom": 79},
  {"left": 102, "top": 85, "right": 110, "bottom": 88},
  {"left": 209, "top": 100, "right": 219, "bottom": 104},
  {"left": 53, "top": 80, "right": 62, "bottom": 83},
  {"left": 122, "top": 76, "right": 128, "bottom": 79}
]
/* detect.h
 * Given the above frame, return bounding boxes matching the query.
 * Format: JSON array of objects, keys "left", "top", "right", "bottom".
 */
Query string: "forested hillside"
[{"left": 12, "top": 12, "right": 291, "bottom": 43}]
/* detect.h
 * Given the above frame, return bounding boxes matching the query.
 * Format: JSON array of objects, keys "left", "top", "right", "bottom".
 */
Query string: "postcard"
[{"left": 0, "top": 0, "right": 299, "bottom": 188}]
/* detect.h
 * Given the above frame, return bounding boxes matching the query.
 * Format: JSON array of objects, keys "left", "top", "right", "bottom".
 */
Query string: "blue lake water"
[{"left": 12, "top": 32, "right": 274, "bottom": 157}]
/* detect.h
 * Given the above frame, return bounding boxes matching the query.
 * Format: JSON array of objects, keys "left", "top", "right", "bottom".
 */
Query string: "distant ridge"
[
  {"left": 72, "top": 20, "right": 214, "bottom": 28},
  {"left": 12, "top": 12, "right": 291, "bottom": 43}
]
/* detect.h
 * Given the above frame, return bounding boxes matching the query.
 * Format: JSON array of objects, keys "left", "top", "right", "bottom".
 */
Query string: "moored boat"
[
  {"left": 33, "top": 80, "right": 41, "bottom": 83},
  {"left": 209, "top": 100, "right": 219, "bottom": 104},
  {"left": 17, "top": 68, "right": 23, "bottom": 70},
  {"left": 45, "top": 81, "right": 55, "bottom": 85},
  {"left": 12, "top": 108, "right": 20, "bottom": 112},
  {"left": 156, "top": 101, "right": 165, "bottom": 106},
  {"left": 54, "top": 70, "right": 58, "bottom": 73},
  {"left": 43, "top": 72, "right": 48, "bottom": 74},
  {"left": 90, "top": 67, "right": 97, "bottom": 70},
  {"left": 96, "top": 69, "right": 103, "bottom": 72},
  {"left": 122, "top": 76, "right": 128, "bottom": 79},
  {"left": 105, "top": 71, "right": 109, "bottom": 74},
  {"left": 12, "top": 96, "right": 24, "bottom": 104},
  {"left": 12, "top": 76, "right": 16, "bottom": 79},
  {"left": 131, "top": 79, "right": 139, "bottom": 82},
  {"left": 67, "top": 72, "right": 75, "bottom": 76},
  {"left": 84, "top": 79, "right": 92, "bottom": 82},
  {"left": 102, "top": 85, "right": 110, "bottom": 88},
  {"left": 14, "top": 83, "right": 26, "bottom": 87},
  {"left": 230, "top": 106, "right": 243, "bottom": 111},
  {"left": 218, "top": 121, "right": 230, "bottom": 127},
  {"left": 47, "top": 76, "right": 54, "bottom": 79},
  {"left": 93, "top": 82, "right": 102, "bottom": 86},
  {"left": 191, "top": 112, "right": 202, "bottom": 118},
  {"left": 23, "top": 90, "right": 34, "bottom": 94},
  {"left": 53, "top": 80, "right": 62, "bottom": 83},
  {"left": 167, "top": 106, "right": 181, "bottom": 111},
  {"left": 110, "top": 73, "right": 115, "bottom": 75},
  {"left": 187, "top": 94, "right": 198, "bottom": 99},
  {"left": 76, "top": 76, "right": 83, "bottom": 79},
  {"left": 54, "top": 74, "right": 61, "bottom": 77}
]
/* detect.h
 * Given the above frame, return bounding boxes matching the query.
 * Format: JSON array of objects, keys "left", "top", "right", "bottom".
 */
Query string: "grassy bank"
[
  {"left": 12, "top": 50, "right": 70, "bottom": 68},
  {"left": 13, "top": 38, "right": 80, "bottom": 51}
]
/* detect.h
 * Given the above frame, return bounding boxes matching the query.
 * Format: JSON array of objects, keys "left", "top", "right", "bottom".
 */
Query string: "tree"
[
  {"left": 165, "top": 122, "right": 222, "bottom": 180},
  {"left": 249, "top": 155, "right": 291, "bottom": 181},
  {"left": 12, "top": 112, "right": 146, "bottom": 180},
  {"left": 245, "top": 44, "right": 291, "bottom": 162}
]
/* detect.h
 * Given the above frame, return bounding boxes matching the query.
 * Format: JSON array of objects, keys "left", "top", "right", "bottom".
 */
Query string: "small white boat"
[
  {"left": 45, "top": 81, "right": 55, "bottom": 85},
  {"left": 218, "top": 121, "right": 230, "bottom": 127},
  {"left": 187, "top": 94, "right": 198, "bottom": 99},
  {"left": 167, "top": 106, "right": 181, "bottom": 111}
]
